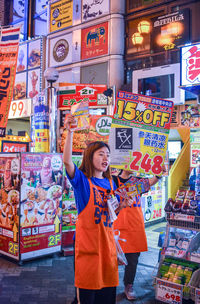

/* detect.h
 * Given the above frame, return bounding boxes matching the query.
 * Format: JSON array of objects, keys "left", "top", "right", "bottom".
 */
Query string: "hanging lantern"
[
  {"left": 138, "top": 20, "right": 151, "bottom": 34},
  {"left": 131, "top": 32, "right": 143, "bottom": 45}
]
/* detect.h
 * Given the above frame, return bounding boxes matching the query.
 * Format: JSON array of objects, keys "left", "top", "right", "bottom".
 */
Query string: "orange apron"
[
  {"left": 75, "top": 179, "right": 119, "bottom": 290},
  {"left": 114, "top": 177, "right": 148, "bottom": 254}
]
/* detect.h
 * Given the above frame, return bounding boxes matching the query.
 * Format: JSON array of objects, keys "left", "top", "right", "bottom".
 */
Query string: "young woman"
[
  {"left": 63, "top": 114, "right": 121, "bottom": 304},
  {"left": 112, "top": 168, "right": 166, "bottom": 300}
]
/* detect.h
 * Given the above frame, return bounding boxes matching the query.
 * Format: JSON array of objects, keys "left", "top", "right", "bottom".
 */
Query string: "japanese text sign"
[
  {"left": 0, "top": 26, "right": 20, "bottom": 137},
  {"left": 156, "top": 279, "right": 182, "bottom": 304},
  {"left": 151, "top": 9, "right": 189, "bottom": 53},
  {"left": 109, "top": 91, "right": 174, "bottom": 176},
  {"left": 81, "top": 22, "right": 108, "bottom": 60},
  {"left": 181, "top": 43, "right": 200, "bottom": 86},
  {"left": 58, "top": 83, "right": 108, "bottom": 108},
  {"left": 50, "top": 0, "right": 73, "bottom": 33},
  {"left": 2, "top": 141, "right": 28, "bottom": 153}
]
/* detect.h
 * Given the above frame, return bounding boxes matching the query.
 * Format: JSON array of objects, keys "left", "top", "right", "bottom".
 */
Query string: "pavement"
[{"left": 0, "top": 219, "right": 189, "bottom": 304}]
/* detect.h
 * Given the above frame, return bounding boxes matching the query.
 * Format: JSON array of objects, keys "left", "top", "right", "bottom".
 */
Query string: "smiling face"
[{"left": 92, "top": 146, "right": 110, "bottom": 178}]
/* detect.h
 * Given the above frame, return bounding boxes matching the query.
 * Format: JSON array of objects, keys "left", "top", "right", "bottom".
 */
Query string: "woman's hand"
[
  {"left": 63, "top": 114, "right": 75, "bottom": 178},
  {"left": 64, "top": 114, "right": 77, "bottom": 131}
]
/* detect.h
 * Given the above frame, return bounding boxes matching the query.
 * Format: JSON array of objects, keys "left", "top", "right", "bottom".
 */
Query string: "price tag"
[
  {"left": 156, "top": 279, "right": 182, "bottom": 304},
  {"left": 130, "top": 151, "right": 164, "bottom": 175},
  {"left": 196, "top": 288, "right": 200, "bottom": 304},
  {"left": 8, "top": 99, "right": 31, "bottom": 119},
  {"left": 170, "top": 213, "right": 195, "bottom": 222}
]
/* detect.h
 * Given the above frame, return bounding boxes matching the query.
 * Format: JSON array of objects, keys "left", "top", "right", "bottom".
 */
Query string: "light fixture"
[
  {"left": 131, "top": 32, "right": 143, "bottom": 45},
  {"left": 138, "top": 20, "right": 151, "bottom": 34},
  {"left": 156, "top": 34, "right": 173, "bottom": 46}
]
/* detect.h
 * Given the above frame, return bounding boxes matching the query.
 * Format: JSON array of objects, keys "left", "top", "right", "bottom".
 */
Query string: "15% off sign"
[
  {"left": 110, "top": 91, "right": 174, "bottom": 175},
  {"left": 156, "top": 279, "right": 183, "bottom": 304}
]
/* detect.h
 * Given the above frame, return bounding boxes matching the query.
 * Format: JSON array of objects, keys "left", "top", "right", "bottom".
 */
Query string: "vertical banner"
[
  {"left": 0, "top": 154, "right": 20, "bottom": 260},
  {"left": 20, "top": 153, "right": 63, "bottom": 260},
  {"left": 109, "top": 91, "right": 174, "bottom": 176},
  {"left": 0, "top": 26, "right": 20, "bottom": 137},
  {"left": 33, "top": 92, "right": 50, "bottom": 153}
]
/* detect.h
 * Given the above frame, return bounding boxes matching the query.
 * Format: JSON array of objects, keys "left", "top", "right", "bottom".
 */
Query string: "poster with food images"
[
  {"left": 20, "top": 153, "right": 63, "bottom": 260},
  {"left": 109, "top": 91, "right": 174, "bottom": 176},
  {"left": 0, "top": 154, "right": 20, "bottom": 260},
  {"left": 60, "top": 115, "right": 111, "bottom": 153},
  {"left": 62, "top": 156, "right": 82, "bottom": 231}
]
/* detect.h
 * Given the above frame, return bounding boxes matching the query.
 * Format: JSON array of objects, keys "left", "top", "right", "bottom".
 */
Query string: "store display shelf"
[
  {"left": 166, "top": 213, "right": 200, "bottom": 231},
  {"left": 161, "top": 250, "right": 200, "bottom": 264}
]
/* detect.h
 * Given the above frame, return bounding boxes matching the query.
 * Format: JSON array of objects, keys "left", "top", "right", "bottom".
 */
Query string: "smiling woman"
[{"left": 63, "top": 114, "right": 119, "bottom": 304}]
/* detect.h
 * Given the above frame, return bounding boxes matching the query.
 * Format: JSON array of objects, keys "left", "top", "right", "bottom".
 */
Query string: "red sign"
[
  {"left": 58, "top": 83, "right": 108, "bottom": 108},
  {"left": 0, "top": 27, "right": 20, "bottom": 137},
  {"left": 81, "top": 22, "right": 108, "bottom": 60},
  {"left": 2, "top": 141, "right": 28, "bottom": 152}
]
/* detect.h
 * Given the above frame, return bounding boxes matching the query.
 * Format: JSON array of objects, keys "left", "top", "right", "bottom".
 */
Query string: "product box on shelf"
[{"left": 156, "top": 257, "right": 199, "bottom": 300}]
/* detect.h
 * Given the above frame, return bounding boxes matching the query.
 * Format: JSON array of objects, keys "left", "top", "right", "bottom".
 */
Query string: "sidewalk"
[{"left": 0, "top": 221, "right": 166, "bottom": 304}]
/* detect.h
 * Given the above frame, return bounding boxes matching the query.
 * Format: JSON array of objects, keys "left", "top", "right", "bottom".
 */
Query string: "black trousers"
[
  {"left": 123, "top": 252, "right": 140, "bottom": 286},
  {"left": 78, "top": 287, "right": 116, "bottom": 304}
]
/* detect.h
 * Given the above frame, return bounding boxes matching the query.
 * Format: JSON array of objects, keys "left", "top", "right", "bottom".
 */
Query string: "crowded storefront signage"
[
  {"left": 81, "top": 22, "right": 108, "bottom": 60},
  {"left": 181, "top": 43, "right": 200, "bottom": 87},
  {"left": 151, "top": 9, "right": 189, "bottom": 52},
  {"left": 58, "top": 83, "right": 108, "bottom": 108},
  {"left": 109, "top": 91, "right": 174, "bottom": 176},
  {"left": 0, "top": 26, "right": 20, "bottom": 137},
  {"left": 50, "top": 0, "right": 73, "bottom": 32}
]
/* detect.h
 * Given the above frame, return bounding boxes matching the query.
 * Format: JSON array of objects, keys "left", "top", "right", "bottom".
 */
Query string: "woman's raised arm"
[{"left": 63, "top": 114, "right": 77, "bottom": 179}]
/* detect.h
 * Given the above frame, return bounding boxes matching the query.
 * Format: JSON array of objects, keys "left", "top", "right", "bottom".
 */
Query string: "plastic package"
[{"left": 113, "top": 230, "right": 128, "bottom": 266}]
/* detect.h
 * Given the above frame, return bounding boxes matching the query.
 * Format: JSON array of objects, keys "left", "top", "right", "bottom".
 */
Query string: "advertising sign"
[
  {"left": 58, "top": 83, "right": 107, "bottom": 108},
  {"left": 156, "top": 279, "right": 182, "bottom": 304},
  {"left": 141, "top": 182, "right": 163, "bottom": 223},
  {"left": 60, "top": 115, "right": 111, "bottom": 153},
  {"left": 1, "top": 141, "right": 29, "bottom": 153},
  {"left": 81, "top": 22, "right": 108, "bottom": 60},
  {"left": 82, "top": 0, "right": 109, "bottom": 22},
  {"left": 151, "top": 9, "right": 189, "bottom": 52},
  {"left": 0, "top": 154, "right": 20, "bottom": 260},
  {"left": 50, "top": 33, "right": 72, "bottom": 67},
  {"left": 8, "top": 98, "right": 31, "bottom": 119},
  {"left": 109, "top": 91, "right": 174, "bottom": 175},
  {"left": 50, "top": 0, "right": 73, "bottom": 32},
  {"left": 181, "top": 42, "right": 200, "bottom": 86},
  {"left": 14, "top": 38, "right": 44, "bottom": 101},
  {"left": 34, "top": 103, "right": 49, "bottom": 153},
  {"left": 0, "top": 27, "right": 20, "bottom": 137},
  {"left": 20, "top": 153, "right": 63, "bottom": 260}
]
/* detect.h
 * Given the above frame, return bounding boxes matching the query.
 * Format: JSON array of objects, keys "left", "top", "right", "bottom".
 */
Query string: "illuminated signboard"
[
  {"left": 151, "top": 9, "right": 190, "bottom": 52},
  {"left": 181, "top": 42, "right": 200, "bottom": 87}
]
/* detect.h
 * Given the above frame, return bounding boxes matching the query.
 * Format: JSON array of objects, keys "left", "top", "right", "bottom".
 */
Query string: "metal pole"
[{"left": 48, "top": 84, "right": 57, "bottom": 153}]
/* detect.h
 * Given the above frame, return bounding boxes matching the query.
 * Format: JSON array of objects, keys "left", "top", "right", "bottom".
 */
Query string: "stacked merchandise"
[
  {"left": 157, "top": 257, "right": 199, "bottom": 298},
  {"left": 155, "top": 170, "right": 200, "bottom": 303}
]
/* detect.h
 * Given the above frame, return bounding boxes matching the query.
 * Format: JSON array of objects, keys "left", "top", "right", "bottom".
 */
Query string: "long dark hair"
[{"left": 79, "top": 141, "right": 111, "bottom": 178}]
